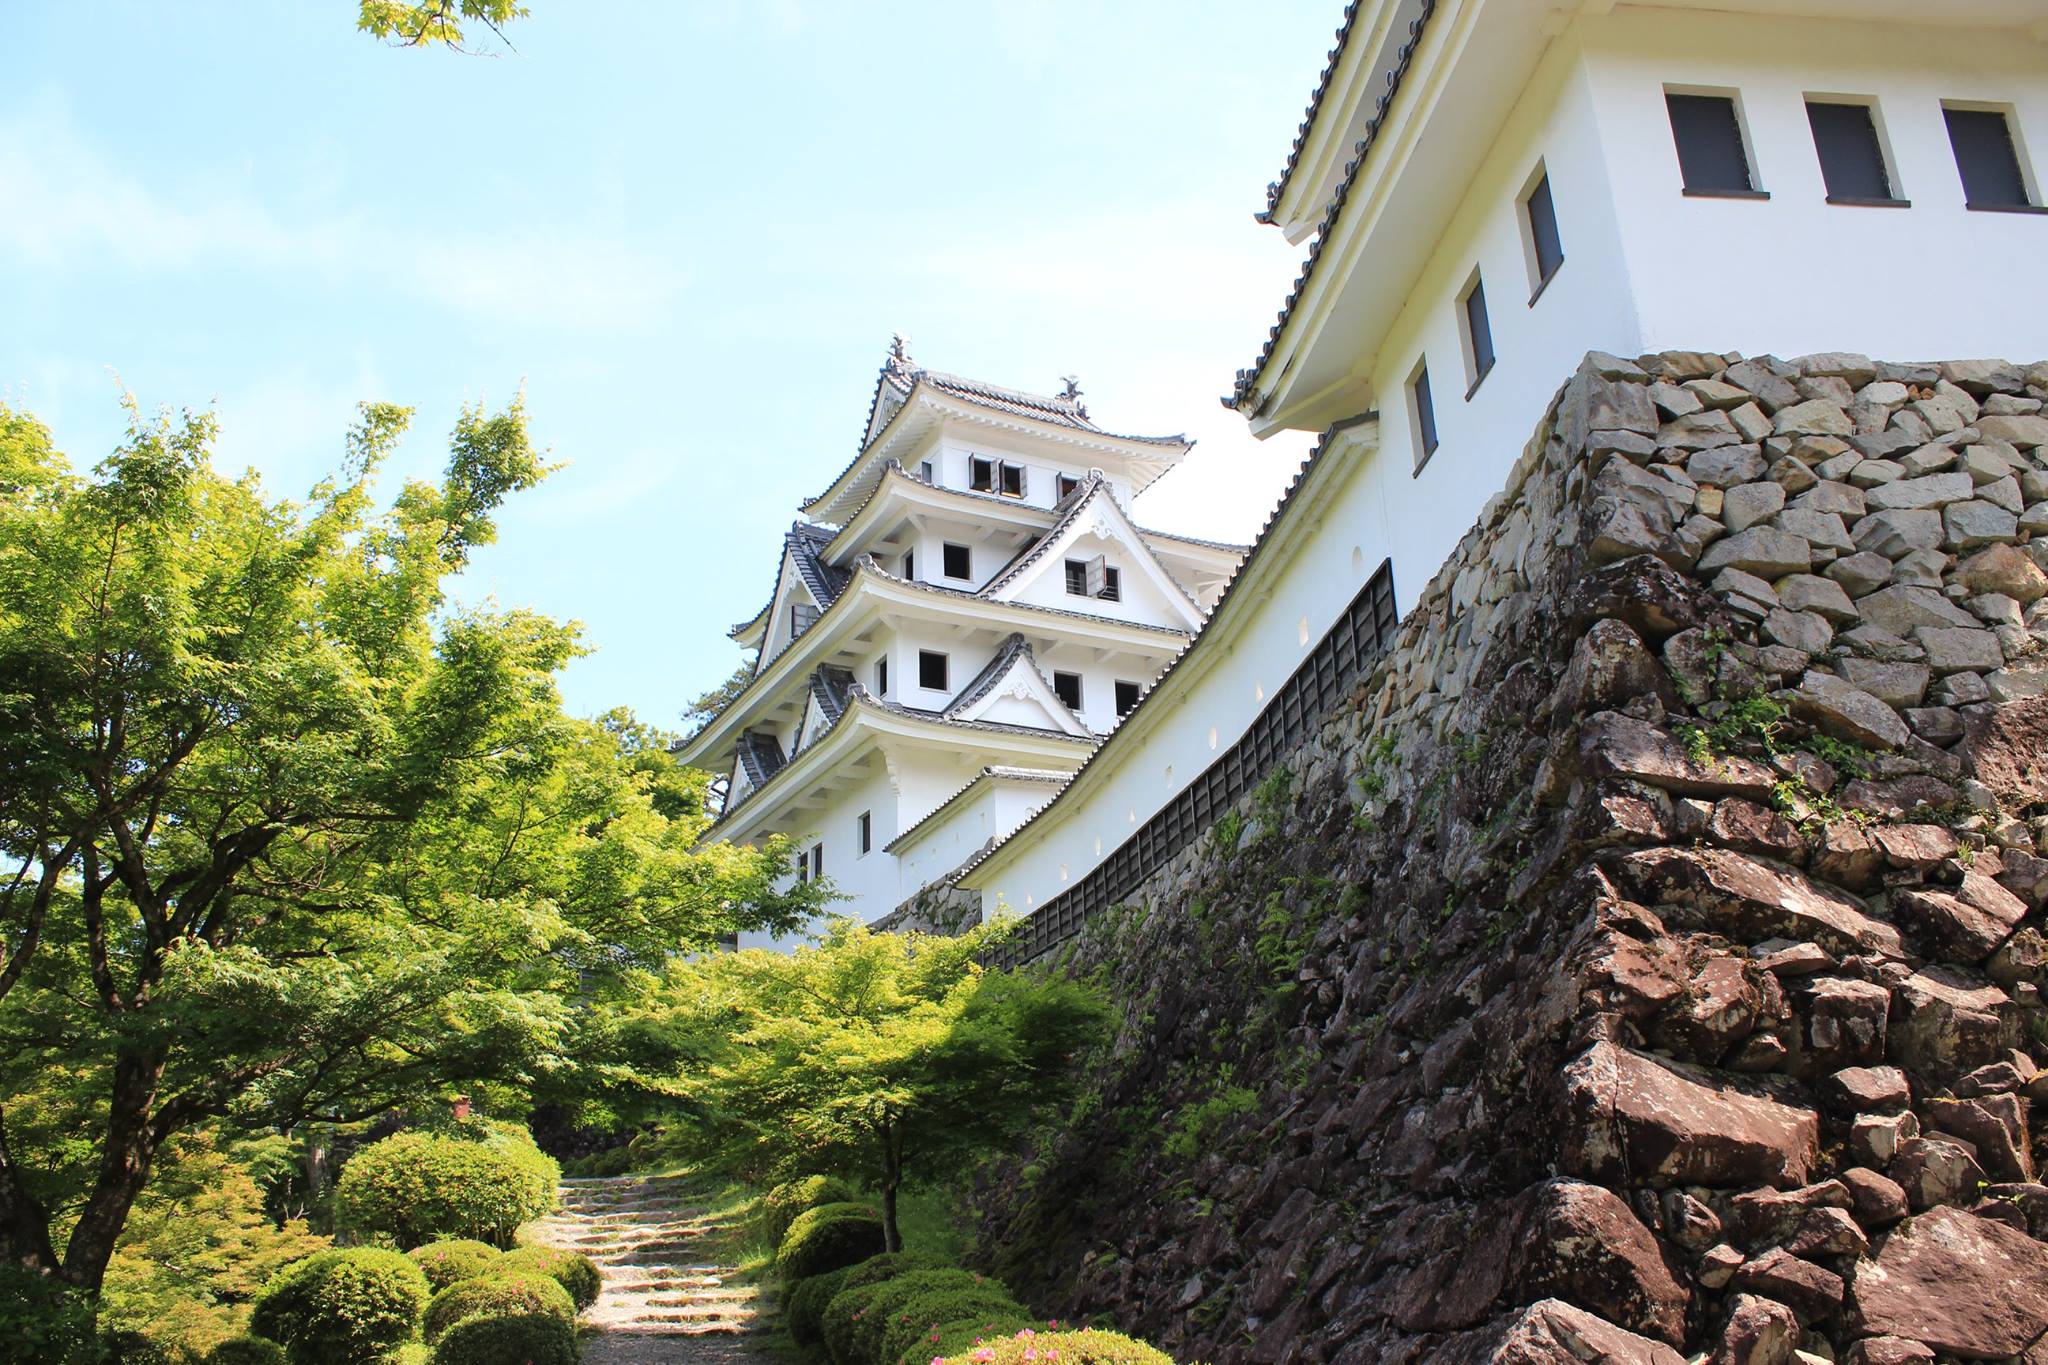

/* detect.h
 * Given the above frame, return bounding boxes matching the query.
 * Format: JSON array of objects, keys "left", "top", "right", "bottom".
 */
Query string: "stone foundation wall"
[
  {"left": 872, "top": 878, "right": 982, "bottom": 935},
  {"left": 973, "top": 350, "right": 2048, "bottom": 1364}
]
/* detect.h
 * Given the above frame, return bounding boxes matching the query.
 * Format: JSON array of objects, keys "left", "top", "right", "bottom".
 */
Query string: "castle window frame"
[
  {"left": 1052, "top": 671, "right": 1083, "bottom": 712},
  {"left": 1943, "top": 103, "right": 2042, "bottom": 213},
  {"left": 875, "top": 656, "right": 888, "bottom": 697},
  {"left": 969, "top": 456, "right": 995, "bottom": 491},
  {"left": 857, "top": 810, "right": 872, "bottom": 856},
  {"left": 1458, "top": 269, "right": 1496, "bottom": 398},
  {"left": 1665, "top": 88, "right": 1767, "bottom": 199},
  {"left": 1519, "top": 164, "right": 1565, "bottom": 302},
  {"left": 1114, "top": 680, "right": 1142, "bottom": 717},
  {"left": 918, "top": 649, "right": 948, "bottom": 691},
  {"left": 1806, "top": 96, "right": 1905, "bottom": 207},
  {"left": 942, "top": 541, "right": 971, "bottom": 580},
  {"left": 1409, "top": 359, "right": 1439, "bottom": 475}
]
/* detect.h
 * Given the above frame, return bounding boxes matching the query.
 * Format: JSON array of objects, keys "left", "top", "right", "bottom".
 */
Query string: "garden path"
[{"left": 532, "top": 1175, "right": 770, "bottom": 1365}]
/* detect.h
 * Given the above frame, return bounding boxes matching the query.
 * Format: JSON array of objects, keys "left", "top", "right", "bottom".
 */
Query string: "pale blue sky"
[{"left": 1, "top": 1, "right": 1330, "bottom": 725}]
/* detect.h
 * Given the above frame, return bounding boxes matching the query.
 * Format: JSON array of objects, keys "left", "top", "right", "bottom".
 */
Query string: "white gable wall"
[{"left": 896, "top": 777, "right": 1062, "bottom": 901}]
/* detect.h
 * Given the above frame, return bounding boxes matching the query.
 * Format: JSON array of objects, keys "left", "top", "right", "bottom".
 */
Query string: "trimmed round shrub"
[
  {"left": 855, "top": 1271, "right": 1009, "bottom": 1365},
  {"left": 407, "top": 1240, "right": 503, "bottom": 1293},
  {"left": 820, "top": 1279, "right": 892, "bottom": 1365},
  {"left": 938, "top": 1329, "right": 1176, "bottom": 1365},
  {"left": 202, "top": 1339, "right": 288, "bottom": 1365},
  {"left": 877, "top": 1288, "right": 1032, "bottom": 1365},
  {"left": 431, "top": 1312, "right": 577, "bottom": 1365},
  {"left": 786, "top": 1265, "right": 855, "bottom": 1346},
  {"left": 835, "top": 1251, "right": 946, "bottom": 1294},
  {"left": 915, "top": 1316, "right": 1039, "bottom": 1365},
  {"left": 249, "top": 1248, "right": 431, "bottom": 1365},
  {"left": 335, "top": 1130, "right": 559, "bottom": 1250},
  {"left": 760, "top": 1174, "right": 857, "bottom": 1248},
  {"left": 777, "top": 1200, "right": 886, "bottom": 1282},
  {"left": 497, "top": 1245, "right": 601, "bottom": 1312},
  {"left": 422, "top": 1272, "right": 576, "bottom": 1344}
]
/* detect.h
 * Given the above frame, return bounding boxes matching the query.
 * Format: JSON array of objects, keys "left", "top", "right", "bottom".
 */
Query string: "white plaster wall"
[
  {"left": 1367, "top": 40, "right": 1641, "bottom": 615},
  {"left": 894, "top": 779, "right": 1058, "bottom": 895},
  {"left": 1004, "top": 526, "right": 1198, "bottom": 632},
  {"left": 971, "top": 419, "right": 1389, "bottom": 917},
  {"left": 1582, "top": 9, "right": 2048, "bottom": 365}
]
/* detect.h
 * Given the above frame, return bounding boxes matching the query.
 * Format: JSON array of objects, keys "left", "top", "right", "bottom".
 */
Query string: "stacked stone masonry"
[{"left": 973, "top": 350, "right": 2048, "bottom": 1365}]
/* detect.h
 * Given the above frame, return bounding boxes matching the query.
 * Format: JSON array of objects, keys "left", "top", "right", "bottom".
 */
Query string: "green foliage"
[
  {"left": 786, "top": 1265, "right": 857, "bottom": 1346},
  {"left": 0, "top": 397, "right": 824, "bottom": 1289},
  {"left": 819, "top": 1279, "right": 893, "bottom": 1365},
  {"left": 96, "top": 1329, "right": 177, "bottom": 1365},
  {"left": 421, "top": 1272, "right": 574, "bottom": 1344},
  {"left": 621, "top": 920, "right": 1109, "bottom": 1251},
  {"left": 429, "top": 1312, "right": 577, "bottom": 1365},
  {"left": 778, "top": 1202, "right": 887, "bottom": 1282},
  {"left": 684, "top": 658, "right": 757, "bottom": 736},
  {"left": 919, "top": 1316, "right": 1040, "bottom": 1364},
  {"left": 760, "top": 1174, "right": 858, "bottom": 1249},
  {"left": 1211, "top": 810, "right": 1244, "bottom": 852},
  {"left": 873, "top": 1281, "right": 1030, "bottom": 1365},
  {"left": 97, "top": 1129, "right": 331, "bottom": 1359},
  {"left": 406, "top": 1241, "right": 502, "bottom": 1294},
  {"left": 203, "top": 1340, "right": 288, "bottom": 1365},
  {"left": 357, "top": 0, "right": 529, "bottom": 51},
  {"left": 0, "top": 1265, "right": 97, "bottom": 1364},
  {"left": 848, "top": 1269, "right": 991, "bottom": 1364},
  {"left": 1162, "top": 1079, "right": 1258, "bottom": 1161},
  {"left": 336, "top": 1127, "right": 558, "bottom": 1250},
  {"left": 495, "top": 1245, "right": 600, "bottom": 1311},
  {"left": 938, "top": 1329, "right": 1175, "bottom": 1365},
  {"left": 248, "top": 1249, "right": 430, "bottom": 1365}
]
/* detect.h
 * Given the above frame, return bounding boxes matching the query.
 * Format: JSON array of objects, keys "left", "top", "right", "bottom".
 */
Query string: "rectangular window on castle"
[
  {"left": 918, "top": 459, "right": 935, "bottom": 483},
  {"left": 1521, "top": 168, "right": 1564, "bottom": 297},
  {"left": 1945, "top": 105, "right": 2036, "bottom": 210},
  {"left": 1100, "top": 566, "right": 1121, "bottom": 602},
  {"left": 812, "top": 844, "right": 824, "bottom": 878},
  {"left": 969, "top": 456, "right": 995, "bottom": 492},
  {"left": 1115, "top": 680, "right": 1142, "bottom": 717},
  {"left": 857, "top": 811, "right": 872, "bottom": 856},
  {"left": 918, "top": 649, "right": 948, "bottom": 691},
  {"left": 1057, "top": 473, "right": 1081, "bottom": 501},
  {"left": 1807, "top": 100, "right": 1899, "bottom": 204},
  {"left": 1064, "top": 559, "right": 1088, "bottom": 596},
  {"left": 875, "top": 657, "right": 888, "bottom": 696},
  {"left": 1459, "top": 272, "right": 1495, "bottom": 395},
  {"left": 942, "top": 542, "right": 971, "bottom": 579},
  {"left": 1409, "top": 362, "right": 1438, "bottom": 474},
  {"left": 1666, "top": 91, "right": 1761, "bottom": 197},
  {"left": 1052, "top": 671, "right": 1083, "bottom": 712},
  {"left": 999, "top": 462, "right": 1026, "bottom": 498},
  {"left": 902, "top": 550, "right": 915, "bottom": 581}
]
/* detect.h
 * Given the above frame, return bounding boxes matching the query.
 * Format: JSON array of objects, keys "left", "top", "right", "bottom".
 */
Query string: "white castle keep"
[{"left": 676, "top": 341, "right": 1244, "bottom": 939}]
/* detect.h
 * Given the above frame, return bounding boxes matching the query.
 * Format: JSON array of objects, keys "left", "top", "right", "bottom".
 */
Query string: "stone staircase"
[{"left": 531, "top": 1175, "right": 767, "bottom": 1364}]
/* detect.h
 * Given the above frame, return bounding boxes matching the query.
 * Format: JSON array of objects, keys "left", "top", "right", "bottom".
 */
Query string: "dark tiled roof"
[
  {"left": 976, "top": 472, "right": 1103, "bottom": 597},
  {"left": 1260, "top": 0, "right": 1366, "bottom": 221},
  {"left": 941, "top": 633, "right": 1088, "bottom": 735},
  {"left": 728, "top": 521, "right": 851, "bottom": 640},
  {"left": 735, "top": 729, "right": 786, "bottom": 788},
  {"left": 812, "top": 665, "right": 854, "bottom": 724},
  {"left": 1230, "top": 0, "right": 1438, "bottom": 415}
]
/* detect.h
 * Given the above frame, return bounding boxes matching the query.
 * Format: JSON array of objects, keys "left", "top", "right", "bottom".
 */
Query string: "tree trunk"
[
  {"left": 0, "top": 1107, "right": 60, "bottom": 1276},
  {"left": 881, "top": 1137, "right": 903, "bottom": 1253},
  {"left": 60, "top": 1049, "right": 166, "bottom": 1292}
]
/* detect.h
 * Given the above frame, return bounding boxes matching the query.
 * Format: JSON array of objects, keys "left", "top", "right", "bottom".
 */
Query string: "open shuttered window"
[
  {"left": 1807, "top": 101, "right": 1898, "bottom": 204},
  {"left": 1667, "top": 92, "right": 1759, "bottom": 196},
  {"left": 1945, "top": 107, "right": 2035, "bottom": 210}
]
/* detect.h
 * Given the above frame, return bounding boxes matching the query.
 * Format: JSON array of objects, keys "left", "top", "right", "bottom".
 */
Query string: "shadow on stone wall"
[{"left": 970, "top": 350, "right": 2048, "bottom": 1365}]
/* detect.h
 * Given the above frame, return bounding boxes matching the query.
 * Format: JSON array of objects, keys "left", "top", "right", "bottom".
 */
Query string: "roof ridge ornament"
[
  {"left": 886, "top": 332, "right": 917, "bottom": 379},
  {"left": 1058, "top": 374, "right": 1089, "bottom": 419}
]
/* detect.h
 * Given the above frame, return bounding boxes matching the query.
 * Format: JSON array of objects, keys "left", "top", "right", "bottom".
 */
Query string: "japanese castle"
[{"left": 676, "top": 340, "right": 1244, "bottom": 940}]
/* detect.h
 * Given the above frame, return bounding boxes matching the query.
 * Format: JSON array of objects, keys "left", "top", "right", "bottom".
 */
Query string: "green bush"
[
  {"left": 335, "top": 1128, "right": 559, "bottom": 1250},
  {"left": 917, "top": 1316, "right": 1039, "bottom": 1364},
  {"left": 778, "top": 1200, "right": 886, "bottom": 1282},
  {"left": 877, "top": 1290, "right": 1033, "bottom": 1365},
  {"left": 820, "top": 1279, "right": 892, "bottom": 1365},
  {"left": 406, "top": 1240, "right": 503, "bottom": 1293},
  {"left": 497, "top": 1245, "right": 601, "bottom": 1312},
  {"left": 202, "top": 1339, "right": 288, "bottom": 1365},
  {"left": 96, "top": 1328, "right": 177, "bottom": 1364},
  {"left": 430, "top": 1312, "right": 578, "bottom": 1365},
  {"left": 248, "top": 1249, "right": 431, "bottom": 1365},
  {"left": 857, "top": 1272, "right": 1014, "bottom": 1365},
  {"left": 937, "top": 1329, "right": 1176, "bottom": 1365},
  {"left": 786, "top": 1265, "right": 855, "bottom": 1346},
  {"left": 565, "top": 1148, "right": 632, "bottom": 1177},
  {"left": 760, "top": 1174, "right": 857, "bottom": 1248},
  {"left": 835, "top": 1251, "right": 947, "bottom": 1294},
  {"left": 0, "top": 1264, "right": 97, "bottom": 1365},
  {"left": 422, "top": 1272, "right": 575, "bottom": 1344}
]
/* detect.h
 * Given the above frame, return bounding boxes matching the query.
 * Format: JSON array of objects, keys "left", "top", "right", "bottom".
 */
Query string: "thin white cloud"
[{"left": 0, "top": 108, "right": 685, "bottom": 332}]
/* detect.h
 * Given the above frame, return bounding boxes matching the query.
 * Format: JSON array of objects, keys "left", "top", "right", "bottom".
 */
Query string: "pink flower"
[{"left": 971, "top": 1349, "right": 996, "bottom": 1363}]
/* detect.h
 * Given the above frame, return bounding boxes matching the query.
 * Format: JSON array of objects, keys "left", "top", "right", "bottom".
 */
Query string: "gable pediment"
[
  {"left": 947, "top": 638, "right": 1090, "bottom": 738},
  {"left": 982, "top": 479, "right": 1205, "bottom": 632}
]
